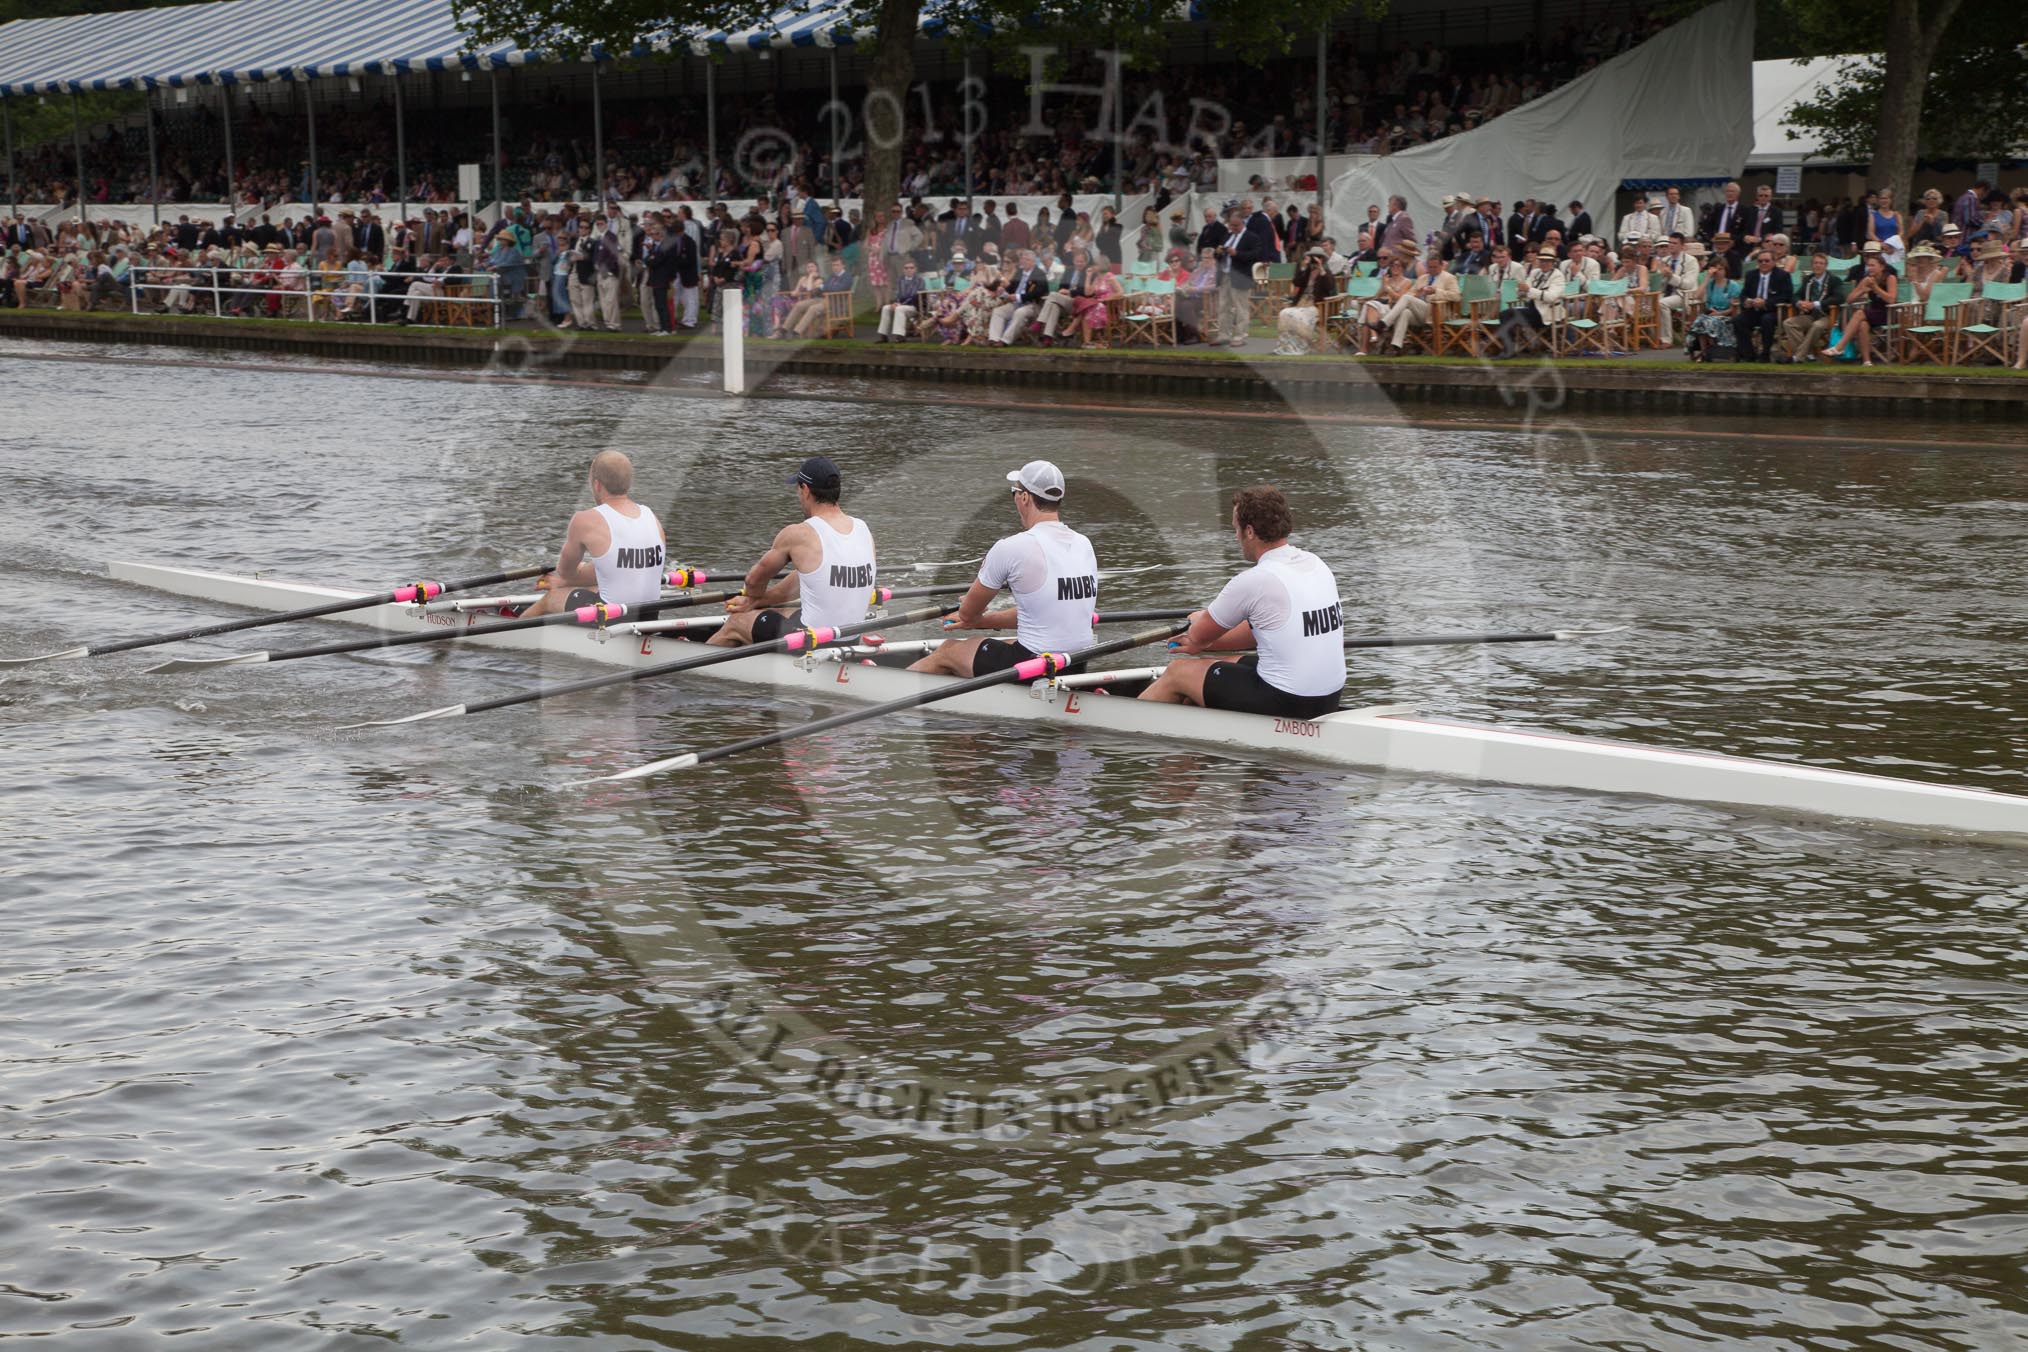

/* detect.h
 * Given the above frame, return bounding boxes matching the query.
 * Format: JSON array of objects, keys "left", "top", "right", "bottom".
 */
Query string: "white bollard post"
[{"left": 723, "top": 292, "right": 746, "bottom": 395}]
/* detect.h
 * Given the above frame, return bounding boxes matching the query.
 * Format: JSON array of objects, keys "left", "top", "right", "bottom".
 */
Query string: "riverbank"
[{"left": 3, "top": 309, "right": 2023, "bottom": 416}]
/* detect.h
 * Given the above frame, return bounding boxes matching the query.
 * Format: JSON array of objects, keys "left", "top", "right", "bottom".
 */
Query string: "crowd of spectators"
[
  {"left": 7, "top": 13, "right": 1665, "bottom": 211},
  {"left": 8, "top": 171, "right": 2024, "bottom": 370}
]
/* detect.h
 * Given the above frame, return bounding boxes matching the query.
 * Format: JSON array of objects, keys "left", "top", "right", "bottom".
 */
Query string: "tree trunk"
[
  {"left": 1869, "top": 0, "right": 1963, "bottom": 200},
  {"left": 861, "top": 0, "right": 919, "bottom": 218}
]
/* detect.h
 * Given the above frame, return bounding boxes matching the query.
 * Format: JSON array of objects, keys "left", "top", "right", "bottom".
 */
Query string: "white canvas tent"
[
  {"left": 1328, "top": 0, "right": 1755, "bottom": 245},
  {"left": 1748, "top": 55, "right": 1867, "bottom": 167}
]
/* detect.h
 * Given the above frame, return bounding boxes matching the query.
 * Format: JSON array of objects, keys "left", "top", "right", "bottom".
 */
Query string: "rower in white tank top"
[
  {"left": 978, "top": 520, "right": 1098, "bottom": 655},
  {"left": 795, "top": 512, "right": 877, "bottom": 631},
  {"left": 586, "top": 501, "right": 667, "bottom": 607},
  {"left": 1204, "top": 542, "right": 1343, "bottom": 697}
]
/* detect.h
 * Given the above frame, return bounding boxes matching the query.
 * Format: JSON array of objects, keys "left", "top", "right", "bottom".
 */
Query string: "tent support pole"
[
  {"left": 828, "top": 50, "right": 839, "bottom": 207},
  {"left": 1110, "top": 48, "right": 1122, "bottom": 212},
  {"left": 1315, "top": 25, "right": 1326, "bottom": 229},
  {"left": 5, "top": 94, "right": 17, "bottom": 217},
  {"left": 962, "top": 51, "right": 973, "bottom": 208},
  {"left": 221, "top": 83, "right": 234, "bottom": 215},
  {"left": 490, "top": 66, "right": 501, "bottom": 214},
  {"left": 70, "top": 92, "right": 86, "bottom": 227},
  {"left": 394, "top": 73, "right": 406, "bottom": 223},
  {"left": 705, "top": 58, "right": 716, "bottom": 199},
  {"left": 591, "top": 60, "right": 604, "bottom": 205},
  {"left": 306, "top": 79, "right": 318, "bottom": 209},
  {"left": 146, "top": 86, "right": 160, "bottom": 226}
]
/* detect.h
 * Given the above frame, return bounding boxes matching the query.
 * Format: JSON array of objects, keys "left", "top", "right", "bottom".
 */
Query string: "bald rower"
[{"left": 523, "top": 450, "right": 667, "bottom": 617}]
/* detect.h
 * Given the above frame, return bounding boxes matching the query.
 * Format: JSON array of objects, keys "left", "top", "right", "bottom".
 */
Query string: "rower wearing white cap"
[
  {"left": 709, "top": 455, "right": 877, "bottom": 646},
  {"left": 1139, "top": 485, "right": 1345, "bottom": 719},
  {"left": 908, "top": 460, "right": 1099, "bottom": 678},
  {"left": 522, "top": 450, "right": 667, "bottom": 617}
]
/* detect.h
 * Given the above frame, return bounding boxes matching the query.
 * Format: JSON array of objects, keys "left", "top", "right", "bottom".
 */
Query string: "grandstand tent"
[
  {"left": 1748, "top": 55, "right": 1864, "bottom": 168},
  {"left": 1327, "top": 0, "right": 1755, "bottom": 251}
]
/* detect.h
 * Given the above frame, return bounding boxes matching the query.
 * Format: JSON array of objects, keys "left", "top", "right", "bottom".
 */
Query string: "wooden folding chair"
[
  {"left": 1898, "top": 282, "right": 1972, "bottom": 365},
  {"left": 1559, "top": 279, "right": 1628, "bottom": 356},
  {"left": 1626, "top": 275, "right": 1663, "bottom": 350},
  {"left": 1950, "top": 281, "right": 2026, "bottom": 365},
  {"left": 822, "top": 288, "right": 856, "bottom": 339},
  {"left": 1251, "top": 262, "right": 1295, "bottom": 326},
  {"left": 1119, "top": 278, "right": 1177, "bottom": 347},
  {"left": 1320, "top": 276, "right": 1380, "bottom": 351},
  {"left": 1435, "top": 275, "right": 1498, "bottom": 356}
]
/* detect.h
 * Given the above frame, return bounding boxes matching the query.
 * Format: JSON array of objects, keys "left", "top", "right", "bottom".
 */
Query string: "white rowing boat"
[{"left": 105, "top": 560, "right": 2028, "bottom": 846}]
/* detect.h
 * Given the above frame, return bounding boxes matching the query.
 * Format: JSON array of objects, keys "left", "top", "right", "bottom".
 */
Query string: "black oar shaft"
[
  {"left": 264, "top": 591, "right": 739, "bottom": 664},
  {"left": 680, "top": 622, "right": 1186, "bottom": 771},
  {"left": 464, "top": 602, "right": 960, "bottom": 718},
  {"left": 1344, "top": 630, "right": 1558, "bottom": 649},
  {"left": 89, "top": 565, "right": 546, "bottom": 657}
]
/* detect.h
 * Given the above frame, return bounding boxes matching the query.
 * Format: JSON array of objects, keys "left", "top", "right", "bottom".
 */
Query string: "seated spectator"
[
  {"left": 1375, "top": 248, "right": 1457, "bottom": 353},
  {"left": 1074, "top": 261, "right": 1122, "bottom": 349},
  {"left": 1732, "top": 248, "right": 1792, "bottom": 361},
  {"left": 1274, "top": 246, "right": 1336, "bottom": 354},
  {"left": 1492, "top": 246, "right": 1566, "bottom": 357},
  {"left": 1354, "top": 254, "right": 1413, "bottom": 355},
  {"left": 875, "top": 257, "right": 924, "bottom": 342},
  {"left": 1824, "top": 246, "right": 1896, "bottom": 365},
  {"left": 1656, "top": 234, "right": 1699, "bottom": 345},
  {"left": 1780, "top": 249, "right": 1841, "bottom": 362},
  {"left": 987, "top": 250, "right": 1050, "bottom": 346},
  {"left": 1036, "top": 248, "right": 1093, "bottom": 346},
  {"left": 786, "top": 255, "right": 853, "bottom": 338},
  {"left": 1685, "top": 255, "right": 1739, "bottom": 362},
  {"left": 772, "top": 261, "right": 822, "bottom": 337}
]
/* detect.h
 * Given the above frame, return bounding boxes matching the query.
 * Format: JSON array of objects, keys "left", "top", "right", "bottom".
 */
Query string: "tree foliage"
[{"left": 1762, "top": 0, "right": 2024, "bottom": 179}]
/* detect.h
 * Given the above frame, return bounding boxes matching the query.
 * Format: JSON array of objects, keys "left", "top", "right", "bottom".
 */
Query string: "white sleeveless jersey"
[
  {"left": 796, "top": 513, "right": 877, "bottom": 631},
  {"left": 1205, "top": 543, "right": 1345, "bottom": 697},
  {"left": 979, "top": 520, "right": 1098, "bottom": 655},
  {"left": 587, "top": 502, "right": 666, "bottom": 606}
]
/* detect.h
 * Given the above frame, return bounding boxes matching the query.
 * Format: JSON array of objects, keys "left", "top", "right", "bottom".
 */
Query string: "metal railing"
[{"left": 125, "top": 263, "right": 506, "bottom": 327}]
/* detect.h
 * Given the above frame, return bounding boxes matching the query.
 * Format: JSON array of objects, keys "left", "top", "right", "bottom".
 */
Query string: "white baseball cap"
[{"left": 1005, "top": 460, "right": 1065, "bottom": 502}]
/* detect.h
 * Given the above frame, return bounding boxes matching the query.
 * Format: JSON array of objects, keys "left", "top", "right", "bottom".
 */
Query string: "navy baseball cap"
[{"left": 789, "top": 456, "right": 841, "bottom": 491}]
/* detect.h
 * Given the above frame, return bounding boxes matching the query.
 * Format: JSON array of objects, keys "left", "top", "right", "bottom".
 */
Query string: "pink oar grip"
[
  {"left": 666, "top": 568, "right": 707, "bottom": 587},
  {"left": 573, "top": 602, "right": 625, "bottom": 623},
  {"left": 393, "top": 581, "right": 443, "bottom": 603},
  {"left": 1012, "top": 653, "right": 1067, "bottom": 681},
  {"left": 876, "top": 587, "right": 893, "bottom": 601},
  {"left": 783, "top": 626, "right": 839, "bottom": 652}
]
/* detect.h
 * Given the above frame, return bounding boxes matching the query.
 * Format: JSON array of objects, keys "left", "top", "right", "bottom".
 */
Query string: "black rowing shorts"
[
  {"left": 749, "top": 608, "right": 803, "bottom": 643},
  {"left": 971, "top": 639, "right": 1086, "bottom": 678},
  {"left": 1202, "top": 655, "right": 1343, "bottom": 720}
]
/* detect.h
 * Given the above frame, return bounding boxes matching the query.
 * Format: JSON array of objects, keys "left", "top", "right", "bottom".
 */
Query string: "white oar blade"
[
  {"left": 338, "top": 703, "right": 468, "bottom": 730},
  {"left": 0, "top": 646, "right": 91, "bottom": 667},
  {"left": 144, "top": 651, "right": 272, "bottom": 675},
  {"left": 907, "top": 556, "right": 981, "bottom": 572},
  {"left": 1553, "top": 624, "right": 1631, "bottom": 640},
  {"left": 569, "top": 752, "right": 700, "bottom": 786}
]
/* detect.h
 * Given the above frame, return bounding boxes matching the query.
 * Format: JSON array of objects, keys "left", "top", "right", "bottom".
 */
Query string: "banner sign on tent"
[
  {"left": 1774, "top": 165, "right": 1802, "bottom": 195},
  {"left": 1977, "top": 162, "right": 1999, "bottom": 185},
  {"left": 458, "top": 164, "right": 482, "bottom": 203}
]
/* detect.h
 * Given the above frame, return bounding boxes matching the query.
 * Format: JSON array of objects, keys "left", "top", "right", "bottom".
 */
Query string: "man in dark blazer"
[
  {"left": 1700, "top": 181, "right": 1745, "bottom": 247},
  {"left": 642, "top": 220, "right": 680, "bottom": 333},
  {"left": 355, "top": 213, "right": 387, "bottom": 261},
  {"left": 1733, "top": 248, "right": 1794, "bottom": 361},
  {"left": 1566, "top": 200, "right": 1592, "bottom": 239},
  {"left": 1740, "top": 183, "right": 1782, "bottom": 254}
]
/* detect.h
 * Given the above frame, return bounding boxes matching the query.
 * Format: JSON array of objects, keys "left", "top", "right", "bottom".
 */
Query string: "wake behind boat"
[{"left": 97, "top": 559, "right": 2028, "bottom": 848}]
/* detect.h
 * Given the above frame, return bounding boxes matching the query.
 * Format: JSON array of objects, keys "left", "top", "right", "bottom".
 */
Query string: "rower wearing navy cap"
[
  {"left": 709, "top": 455, "right": 878, "bottom": 646},
  {"left": 1139, "top": 485, "right": 1345, "bottom": 718},
  {"left": 523, "top": 450, "right": 667, "bottom": 618},
  {"left": 908, "top": 460, "right": 1099, "bottom": 678}
]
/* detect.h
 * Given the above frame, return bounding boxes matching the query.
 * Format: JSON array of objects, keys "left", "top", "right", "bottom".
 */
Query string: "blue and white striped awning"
[
  {"left": 0, "top": 0, "right": 533, "bottom": 94},
  {"left": 0, "top": 0, "right": 1195, "bottom": 96}
]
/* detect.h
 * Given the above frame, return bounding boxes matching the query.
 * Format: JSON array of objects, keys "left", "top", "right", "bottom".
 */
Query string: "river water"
[{"left": 3, "top": 341, "right": 2027, "bottom": 1349}]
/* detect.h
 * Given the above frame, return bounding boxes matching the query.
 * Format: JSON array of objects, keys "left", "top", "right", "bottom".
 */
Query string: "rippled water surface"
[{"left": 4, "top": 342, "right": 2028, "bottom": 1349}]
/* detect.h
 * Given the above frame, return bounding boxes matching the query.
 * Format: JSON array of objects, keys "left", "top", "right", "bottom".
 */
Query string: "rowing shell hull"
[{"left": 107, "top": 561, "right": 2028, "bottom": 846}]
